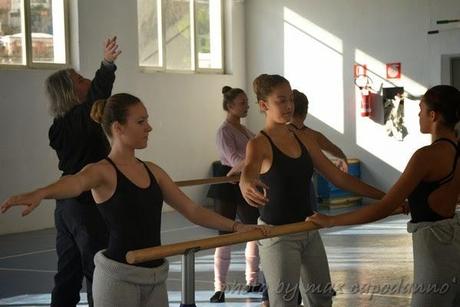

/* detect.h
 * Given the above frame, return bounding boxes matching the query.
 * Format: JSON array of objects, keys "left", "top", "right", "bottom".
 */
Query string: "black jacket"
[{"left": 49, "top": 63, "right": 116, "bottom": 176}]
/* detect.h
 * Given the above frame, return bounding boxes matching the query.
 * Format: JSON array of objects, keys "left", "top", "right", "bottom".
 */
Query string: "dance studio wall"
[
  {"left": 245, "top": 0, "right": 460, "bottom": 194},
  {"left": 0, "top": 0, "right": 247, "bottom": 234}
]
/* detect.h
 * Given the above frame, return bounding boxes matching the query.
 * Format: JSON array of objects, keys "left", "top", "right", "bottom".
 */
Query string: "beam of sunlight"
[
  {"left": 354, "top": 49, "right": 430, "bottom": 172},
  {"left": 283, "top": 7, "right": 344, "bottom": 134}
]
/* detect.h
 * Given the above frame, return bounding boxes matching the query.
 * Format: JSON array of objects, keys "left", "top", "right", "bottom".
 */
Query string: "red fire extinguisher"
[
  {"left": 354, "top": 74, "right": 374, "bottom": 117},
  {"left": 360, "top": 87, "right": 371, "bottom": 117}
]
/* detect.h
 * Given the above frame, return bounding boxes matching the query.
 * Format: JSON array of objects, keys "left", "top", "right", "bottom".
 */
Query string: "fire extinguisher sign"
[
  {"left": 386, "top": 63, "right": 401, "bottom": 79},
  {"left": 354, "top": 64, "right": 367, "bottom": 78}
]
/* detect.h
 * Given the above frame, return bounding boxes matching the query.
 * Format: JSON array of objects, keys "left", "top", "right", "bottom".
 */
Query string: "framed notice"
[{"left": 386, "top": 63, "right": 401, "bottom": 79}]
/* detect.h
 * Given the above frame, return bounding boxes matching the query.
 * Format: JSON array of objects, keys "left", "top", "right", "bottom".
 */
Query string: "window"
[
  {"left": 137, "top": 0, "right": 223, "bottom": 73},
  {"left": 0, "top": 0, "right": 68, "bottom": 68}
]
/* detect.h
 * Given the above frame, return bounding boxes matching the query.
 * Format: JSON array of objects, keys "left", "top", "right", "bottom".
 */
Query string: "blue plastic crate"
[{"left": 315, "top": 159, "right": 361, "bottom": 200}]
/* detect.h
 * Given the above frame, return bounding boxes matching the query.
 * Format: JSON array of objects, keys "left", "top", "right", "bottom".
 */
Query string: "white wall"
[
  {"left": 0, "top": 0, "right": 247, "bottom": 234},
  {"left": 245, "top": 0, "right": 460, "bottom": 193}
]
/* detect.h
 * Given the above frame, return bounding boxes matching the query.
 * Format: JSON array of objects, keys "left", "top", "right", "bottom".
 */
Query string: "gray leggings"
[
  {"left": 258, "top": 219, "right": 333, "bottom": 307},
  {"left": 408, "top": 214, "right": 460, "bottom": 307},
  {"left": 93, "top": 251, "right": 169, "bottom": 307}
]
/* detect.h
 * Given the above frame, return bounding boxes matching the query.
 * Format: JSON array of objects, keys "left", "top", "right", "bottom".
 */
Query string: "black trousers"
[{"left": 51, "top": 197, "right": 108, "bottom": 307}]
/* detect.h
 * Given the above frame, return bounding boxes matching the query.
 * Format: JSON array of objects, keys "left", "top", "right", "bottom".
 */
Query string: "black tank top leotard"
[
  {"left": 408, "top": 138, "right": 459, "bottom": 223},
  {"left": 97, "top": 157, "right": 164, "bottom": 268},
  {"left": 259, "top": 131, "right": 314, "bottom": 225}
]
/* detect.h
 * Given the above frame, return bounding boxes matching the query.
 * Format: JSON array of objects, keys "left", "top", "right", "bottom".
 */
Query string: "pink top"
[{"left": 216, "top": 120, "right": 255, "bottom": 167}]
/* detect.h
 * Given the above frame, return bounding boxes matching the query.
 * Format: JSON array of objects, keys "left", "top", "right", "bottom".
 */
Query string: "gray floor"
[{"left": 0, "top": 207, "right": 415, "bottom": 306}]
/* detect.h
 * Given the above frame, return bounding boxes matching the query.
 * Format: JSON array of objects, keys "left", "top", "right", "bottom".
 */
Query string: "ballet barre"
[{"left": 126, "top": 174, "right": 410, "bottom": 307}]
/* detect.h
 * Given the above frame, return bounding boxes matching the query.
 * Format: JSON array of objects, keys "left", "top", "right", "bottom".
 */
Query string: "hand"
[
  {"left": 103, "top": 36, "right": 122, "bottom": 63},
  {"left": 305, "top": 212, "right": 333, "bottom": 228},
  {"left": 334, "top": 159, "right": 349, "bottom": 173},
  {"left": 400, "top": 200, "right": 410, "bottom": 215},
  {"left": 239, "top": 178, "right": 269, "bottom": 208},
  {"left": 1, "top": 190, "right": 44, "bottom": 216},
  {"left": 234, "top": 222, "right": 272, "bottom": 236}
]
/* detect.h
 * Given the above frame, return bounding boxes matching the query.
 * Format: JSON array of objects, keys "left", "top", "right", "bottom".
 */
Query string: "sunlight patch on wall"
[{"left": 283, "top": 7, "right": 344, "bottom": 134}]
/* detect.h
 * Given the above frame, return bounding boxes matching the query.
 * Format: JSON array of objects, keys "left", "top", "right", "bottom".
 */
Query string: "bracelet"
[{"left": 232, "top": 221, "right": 241, "bottom": 232}]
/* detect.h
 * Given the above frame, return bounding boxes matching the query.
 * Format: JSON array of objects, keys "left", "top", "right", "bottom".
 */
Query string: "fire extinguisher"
[
  {"left": 360, "top": 87, "right": 371, "bottom": 117},
  {"left": 354, "top": 74, "right": 374, "bottom": 117}
]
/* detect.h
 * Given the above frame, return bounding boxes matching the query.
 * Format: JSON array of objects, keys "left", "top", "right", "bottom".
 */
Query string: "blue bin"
[{"left": 315, "top": 159, "right": 361, "bottom": 200}]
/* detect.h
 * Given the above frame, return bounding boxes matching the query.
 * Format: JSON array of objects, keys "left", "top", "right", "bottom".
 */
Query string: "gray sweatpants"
[
  {"left": 93, "top": 250, "right": 169, "bottom": 307},
  {"left": 258, "top": 218, "right": 333, "bottom": 307},
  {"left": 407, "top": 214, "right": 460, "bottom": 307}
]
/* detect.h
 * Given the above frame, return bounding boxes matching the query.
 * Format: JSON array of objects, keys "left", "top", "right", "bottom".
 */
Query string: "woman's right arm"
[
  {"left": 239, "top": 137, "right": 269, "bottom": 207},
  {"left": 1, "top": 163, "right": 106, "bottom": 216}
]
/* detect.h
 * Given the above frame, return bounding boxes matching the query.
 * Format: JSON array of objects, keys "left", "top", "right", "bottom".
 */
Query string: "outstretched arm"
[
  {"left": 147, "top": 162, "right": 269, "bottom": 234},
  {"left": 1, "top": 164, "right": 105, "bottom": 216},
  {"left": 308, "top": 150, "right": 428, "bottom": 227}
]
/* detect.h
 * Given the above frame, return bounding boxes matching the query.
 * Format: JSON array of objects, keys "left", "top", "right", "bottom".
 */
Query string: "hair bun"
[
  {"left": 90, "top": 99, "right": 107, "bottom": 124},
  {"left": 222, "top": 86, "right": 232, "bottom": 94}
]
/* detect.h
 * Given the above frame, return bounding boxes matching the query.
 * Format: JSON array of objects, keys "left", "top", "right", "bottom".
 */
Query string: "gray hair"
[{"left": 45, "top": 68, "right": 79, "bottom": 118}]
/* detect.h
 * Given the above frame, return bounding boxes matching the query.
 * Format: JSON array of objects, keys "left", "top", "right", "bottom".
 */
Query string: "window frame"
[
  {"left": 138, "top": 0, "right": 224, "bottom": 74},
  {"left": 0, "top": 0, "right": 70, "bottom": 70}
]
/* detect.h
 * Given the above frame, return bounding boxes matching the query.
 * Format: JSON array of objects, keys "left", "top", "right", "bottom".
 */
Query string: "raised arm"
[
  {"left": 239, "top": 137, "right": 270, "bottom": 207},
  {"left": 300, "top": 133, "right": 384, "bottom": 199},
  {"left": 308, "top": 149, "right": 429, "bottom": 227},
  {"left": 1, "top": 164, "right": 106, "bottom": 216},
  {"left": 146, "top": 162, "right": 268, "bottom": 234},
  {"left": 86, "top": 36, "right": 121, "bottom": 105}
]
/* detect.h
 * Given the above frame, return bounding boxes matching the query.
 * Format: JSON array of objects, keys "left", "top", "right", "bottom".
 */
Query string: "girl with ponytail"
[
  {"left": 207, "top": 86, "right": 262, "bottom": 303},
  {"left": 1, "top": 93, "right": 270, "bottom": 307}
]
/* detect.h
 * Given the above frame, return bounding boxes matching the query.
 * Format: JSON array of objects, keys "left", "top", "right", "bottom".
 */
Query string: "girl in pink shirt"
[{"left": 207, "top": 86, "right": 262, "bottom": 302}]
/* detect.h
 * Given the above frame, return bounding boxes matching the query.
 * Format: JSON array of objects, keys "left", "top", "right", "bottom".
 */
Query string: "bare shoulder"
[
  {"left": 83, "top": 159, "right": 113, "bottom": 174},
  {"left": 144, "top": 161, "right": 167, "bottom": 183},
  {"left": 303, "top": 127, "right": 321, "bottom": 140},
  {"left": 250, "top": 133, "right": 270, "bottom": 152}
]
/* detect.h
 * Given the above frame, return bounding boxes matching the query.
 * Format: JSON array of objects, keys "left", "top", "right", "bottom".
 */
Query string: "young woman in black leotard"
[
  {"left": 239, "top": 74, "right": 385, "bottom": 307},
  {"left": 1, "top": 93, "right": 270, "bottom": 307},
  {"left": 309, "top": 85, "right": 460, "bottom": 307}
]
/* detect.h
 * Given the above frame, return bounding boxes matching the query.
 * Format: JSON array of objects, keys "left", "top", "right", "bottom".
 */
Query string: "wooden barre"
[
  {"left": 175, "top": 175, "right": 240, "bottom": 187},
  {"left": 126, "top": 206, "right": 409, "bottom": 264},
  {"left": 126, "top": 220, "right": 320, "bottom": 264}
]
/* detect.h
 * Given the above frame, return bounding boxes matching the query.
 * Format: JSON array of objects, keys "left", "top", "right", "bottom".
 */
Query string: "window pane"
[
  {"left": 0, "top": 0, "right": 25, "bottom": 65},
  {"left": 30, "top": 0, "right": 66, "bottom": 64},
  {"left": 164, "top": 0, "right": 191, "bottom": 70},
  {"left": 138, "top": 0, "right": 161, "bottom": 67},
  {"left": 195, "top": 0, "right": 221, "bottom": 69}
]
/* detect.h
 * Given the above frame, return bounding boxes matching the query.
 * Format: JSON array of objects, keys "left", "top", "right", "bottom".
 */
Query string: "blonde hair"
[{"left": 45, "top": 69, "right": 79, "bottom": 118}]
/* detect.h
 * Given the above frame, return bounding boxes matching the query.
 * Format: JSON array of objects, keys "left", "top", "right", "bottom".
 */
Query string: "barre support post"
[{"left": 180, "top": 248, "right": 198, "bottom": 307}]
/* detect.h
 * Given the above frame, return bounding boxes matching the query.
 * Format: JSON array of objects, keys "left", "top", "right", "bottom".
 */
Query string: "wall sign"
[{"left": 386, "top": 62, "right": 401, "bottom": 79}]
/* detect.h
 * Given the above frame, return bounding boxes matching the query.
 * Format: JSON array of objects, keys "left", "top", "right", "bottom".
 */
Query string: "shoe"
[
  {"left": 244, "top": 283, "right": 264, "bottom": 293},
  {"left": 210, "top": 291, "right": 225, "bottom": 303}
]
